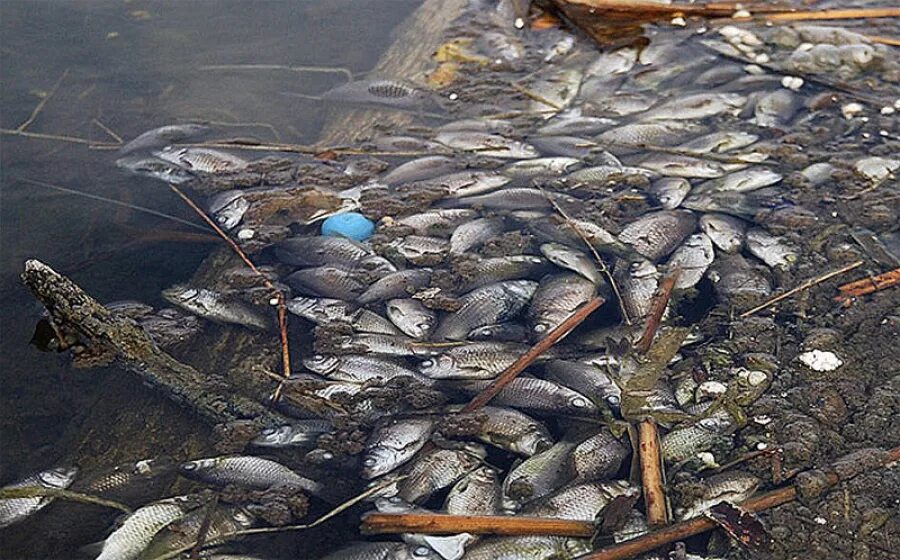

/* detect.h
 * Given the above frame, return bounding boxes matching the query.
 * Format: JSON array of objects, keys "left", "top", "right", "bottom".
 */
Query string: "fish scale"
[
  {"left": 97, "top": 499, "right": 193, "bottom": 560},
  {"left": 0, "top": 467, "right": 78, "bottom": 529},
  {"left": 434, "top": 281, "right": 538, "bottom": 341},
  {"left": 285, "top": 266, "right": 367, "bottom": 300},
  {"left": 178, "top": 456, "right": 325, "bottom": 496},
  {"left": 445, "top": 466, "right": 502, "bottom": 515},
  {"left": 521, "top": 480, "right": 638, "bottom": 521},
  {"left": 139, "top": 505, "right": 254, "bottom": 560},
  {"left": 397, "top": 446, "right": 485, "bottom": 504},
  {"left": 617, "top": 210, "right": 697, "bottom": 261},
  {"left": 461, "top": 255, "right": 550, "bottom": 290},
  {"left": 461, "top": 405, "right": 554, "bottom": 456},
  {"left": 456, "top": 377, "right": 597, "bottom": 416},
  {"left": 527, "top": 273, "right": 597, "bottom": 338},
  {"left": 275, "top": 236, "right": 373, "bottom": 268}
]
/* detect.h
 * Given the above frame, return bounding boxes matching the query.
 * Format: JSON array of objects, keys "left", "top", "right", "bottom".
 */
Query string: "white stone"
[
  {"left": 815, "top": 517, "right": 827, "bottom": 525},
  {"left": 753, "top": 415, "right": 773, "bottom": 426},
  {"left": 798, "top": 350, "right": 843, "bottom": 372},
  {"left": 448, "top": 92, "right": 459, "bottom": 101},
  {"left": 268, "top": 297, "right": 280, "bottom": 306},
  {"left": 514, "top": 17, "right": 525, "bottom": 29},
  {"left": 781, "top": 76, "right": 804, "bottom": 91},
  {"left": 236, "top": 228, "right": 255, "bottom": 240},
  {"left": 733, "top": 9, "right": 751, "bottom": 18},
  {"left": 755, "top": 53, "right": 770, "bottom": 64},
  {"left": 697, "top": 381, "right": 728, "bottom": 399},
  {"left": 841, "top": 102, "right": 864, "bottom": 119},
  {"left": 671, "top": 16, "right": 686, "bottom": 27}
]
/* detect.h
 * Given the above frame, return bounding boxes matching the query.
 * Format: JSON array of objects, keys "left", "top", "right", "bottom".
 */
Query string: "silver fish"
[
  {"left": 449, "top": 217, "right": 507, "bottom": 255},
  {"left": 362, "top": 416, "right": 436, "bottom": 479},
  {"left": 639, "top": 154, "right": 727, "bottom": 179},
  {"left": 161, "top": 286, "right": 269, "bottom": 330},
  {"left": 528, "top": 135, "right": 600, "bottom": 159},
  {"left": 119, "top": 123, "right": 209, "bottom": 155},
  {"left": 648, "top": 177, "right": 691, "bottom": 209},
  {"left": 285, "top": 266, "right": 367, "bottom": 300},
  {"left": 502, "top": 440, "right": 576, "bottom": 511},
  {"left": 394, "top": 209, "right": 477, "bottom": 236},
  {"left": 527, "top": 68, "right": 583, "bottom": 117},
  {"left": 382, "top": 156, "right": 460, "bottom": 185},
  {"left": 0, "top": 466, "right": 78, "bottom": 529},
  {"left": 434, "top": 132, "right": 538, "bottom": 159},
  {"left": 96, "top": 497, "right": 197, "bottom": 560},
  {"left": 251, "top": 420, "right": 334, "bottom": 448},
  {"left": 754, "top": 89, "right": 798, "bottom": 128},
  {"left": 116, "top": 156, "right": 194, "bottom": 184},
  {"left": 445, "top": 466, "right": 502, "bottom": 515},
  {"left": 542, "top": 360, "right": 621, "bottom": 410},
  {"left": 708, "top": 254, "right": 771, "bottom": 307},
  {"left": 618, "top": 210, "right": 697, "bottom": 262},
  {"left": 154, "top": 146, "right": 247, "bottom": 174},
  {"left": 386, "top": 298, "right": 437, "bottom": 340},
  {"left": 588, "top": 91, "right": 656, "bottom": 117},
  {"left": 419, "top": 342, "right": 529, "bottom": 380},
  {"left": 746, "top": 228, "right": 797, "bottom": 269},
  {"left": 373, "top": 498, "right": 472, "bottom": 560},
  {"left": 287, "top": 297, "right": 397, "bottom": 334},
  {"left": 667, "top": 233, "right": 715, "bottom": 289},
  {"left": 678, "top": 131, "right": 759, "bottom": 153},
  {"left": 436, "top": 117, "right": 515, "bottom": 136},
  {"left": 522, "top": 480, "right": 638, "bottom": 521},
  {"left": 613, "top": 258, "right": 660, "bottom": 320},
  {"left": 398, "top": 445, "right": 486, "bottom": 504},
  {"left": 453, "top": 406, "right": 554, "bottom": 456},
  {"left": 694, "top": 168, "right": 782, "bottom": 194},
  {"left": 179, "top": 456, "right": 325, "bottom": 495},
  {"left": 699, "top": 213, "right": 747, "bottom": 254},
  {"left": 389, "top": 235, "right": 449, "bottom": 263},
  {"left": 372, "top": 135, "right": 446, "bottom": 153},
  {"left": 333, "top": 333, "right": 425, "bottom": 357},
  {"left": 207, "top": 189, "right": 248, "bottom": 230},
  {"left": 527, "top": 273, "right": 597, "bottom": 339},
  {"left": 358, "top": 269, "right": 432, "bottom": 304},
  {"left": 502, "top": 157, "right": 583, "bottom": 178},
  {"left": 642, "top": 92, "right": 745, "bottom": 121},
  {"left": 415, "top": 171, "right": 511, "bottom": 198},
  {"left": 455, "top": 377, "right": 597, "bottom": 416},
  {"left": 460, "top": 255, "right": 550, "bottom": 290},
  {"left": 537, "top": 114, "right": 615, "bottom": 137},
  {"left": 433, "top": 281, "right": 538, "bottom": 341},
  {"left": 527, "top": 217, "right": 631, "bottom": 258},
  {"left": 274, "top": 236, "right": 373, "bottom": 268},
  {"left": 461, "top": 535, "right": 589, "bottom": 560},
  {"left": 321, "top": 542, "right": 440, "bottom": 560},
  {"left": 540, "top": 243, "right": 602, "bottom": 284},
  {"left": 320, "top": 79, "right": 431, "bottom": 111},
  {"left": 139, "top": 504, "right": 254, "bottom": 560},
  {"left": 467, "top": 322, "right": 528, "bottom": 342},
  {"left": 678, "top": 471, "right": 761, "bottom": 519},
  {"left": 304, "top": 354, "right": 427, "bottom": 385},
  {"left": 570, "top": 430, "right": 629, "bottom": 482},
  {"left": 596, "top": 121, "right": 700, "bottom": 154},
  {"left": 457, "top": 188, "right": 576, "bottom": 210}
]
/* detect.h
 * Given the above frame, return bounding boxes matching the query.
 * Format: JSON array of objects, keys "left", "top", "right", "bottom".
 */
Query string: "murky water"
[{"left": 2, "top": 1, "right": 899, "bottom": 559}]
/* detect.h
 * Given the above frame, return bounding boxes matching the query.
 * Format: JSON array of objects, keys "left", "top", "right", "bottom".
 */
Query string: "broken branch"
[
  {"left": 362, "top": 512, "right": 595, "bottom": 537},
  {"left": 638, "top": 418, "right": 668, "bottom": 528},
  {"left": 740, "top": 260, "right": 864, "bottom": 318},
  {"left": 636, "top": 267, "right": 680, "bottom": 354},
  {"left": 462, "top": 296, "right": 605, "bottom": 412},
  {"left": 835, "top": 266, "right": 900, "bottom": 302}
]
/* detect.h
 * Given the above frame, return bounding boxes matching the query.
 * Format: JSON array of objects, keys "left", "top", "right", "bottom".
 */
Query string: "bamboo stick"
[
  {"left": 638, "top": 418, "right": 668, "bottom": 528},
  {"left": 462, "top": 296, "right": 605, "bottom": 412},
  {"left": 362, "top": 512, "right": 596, "bottom": 537}
]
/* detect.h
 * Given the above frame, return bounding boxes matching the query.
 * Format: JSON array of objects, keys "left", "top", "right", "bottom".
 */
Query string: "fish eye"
[
  {"left": 420, "top": 360, "right": 433, "bottom": 368},
  {"left": 417, "top": 322, "right": 432, "bottom": 330},
  {"left": 570, "top": 397, "right": 588, "bottom": 408},
  {"left": 413, "top": 546, "right": 432, "bottom": 557},
  {"left": 607, "top": 395, "right": 621, "bottom": 406},
  {"left": 181, "top": 462, "right": 197, "bottom": 471},
  {"left": 262, "top": 427, "right": 277, "bottom": 435},
  {"left": 363, "top": 458, "right": 376, "bottom": 466},
  {"left": 533, "top": 324, "right": 548, "bottom": 333}
]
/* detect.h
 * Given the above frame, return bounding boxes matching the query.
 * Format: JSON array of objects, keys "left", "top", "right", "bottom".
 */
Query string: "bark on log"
[{"left": 21, "top": 259, "right": 287, "bottom": 425}]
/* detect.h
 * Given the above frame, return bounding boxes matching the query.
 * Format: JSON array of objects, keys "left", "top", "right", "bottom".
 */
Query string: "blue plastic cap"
[{"left": 321, "top": 212, "right": 375, "bottom": 241}]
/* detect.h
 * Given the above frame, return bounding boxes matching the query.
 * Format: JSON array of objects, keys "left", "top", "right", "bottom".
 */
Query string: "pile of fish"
[{"left": 5, "top": 1, "right": 899, "bottom": 559}]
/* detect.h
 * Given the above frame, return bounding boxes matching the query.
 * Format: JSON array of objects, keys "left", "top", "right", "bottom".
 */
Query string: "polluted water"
[{"left": 2, "top": 1, "right": 900, "bottom": 560}]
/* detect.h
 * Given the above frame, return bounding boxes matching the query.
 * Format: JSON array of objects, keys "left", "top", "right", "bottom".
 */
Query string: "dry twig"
[
  {"left": 636, "top": 267, "right": 680, "bottom": 353},
  {"left": 740, "top": 260, "right": 864, "bottom": 318},
  {"left": 638, "top": 418, "right": 668, "bottom": 528},
  {"left": 16, "top": 69, "right": 69, "bottom": 132},
  {"left": 362, "top": 512, "right": 596, "bottom": 537},
  {"left": 836, "top": 266, "right": 900, "bottom": 302}
]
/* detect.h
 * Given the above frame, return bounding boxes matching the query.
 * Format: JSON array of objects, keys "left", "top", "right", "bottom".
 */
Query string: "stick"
[
  {"left": 864, "top": 35, "right": 900, "bottom": 47},
  {"left": 16, "top": 69, "right": 69, "bottom": 132},
  {"left": 0, "top": 127, "right": 120, "bottom": 147},
  {"left": 362, "top": 512, "right": 596, "bottom": 537},
  {"left": 0, "top": 486, "right": 131, "bottom": 514},
  {"left": 635, "top": 267, "right": 680, "bottom": 354},
  {"left": 758, "top": 8, "right": 900, "bottom": 21},
  {"left": 740, "top": 260, "right": 864, "bottom": 318},
  {"left": 189, "top": 494, "right": 219, "bottom": 560},
  {"left": 638, "top": 418, "right": 668, "bottom": 528},
  {"left": 836, "top": 266, "right": 900, "bottom": 301},
  {"left": 462, "top": 296, "right": 605, "bottom": 412},
  {"left": 168, "top": 185, "right": 292, "bottom": 402},
  {"left": 575, "top": 445, "right": 900, "bottom": 560},
  {"left": 92, "top": 118, "right": 124, "bottom": 144}
]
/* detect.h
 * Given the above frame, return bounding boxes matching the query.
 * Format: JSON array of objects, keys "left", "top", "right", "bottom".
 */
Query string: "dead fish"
[
  {"left": 373, "top": 498, "right": 473, "bottom": 560},
  {"left": 382, "top": 156, "right": 460, "bottom": 185},
  {"left": 452, "top": 406, "right": 554, "bottom": 456},
  {"left": 596, "top": 121, "right": 700, "bottom": 154},
  {"left": 252, "top": 420, "right": 334, "bottom": 448},
  {"left": 393, "top": 209, "right": 477, "bottom": 236},
  {"left": 708, "top": 253, "right": 771, "bottom": 307},
  {"left": 119, "top": 123, "right": 209, "bottom": 155},
  {"left": 139, "top": 504, "right": 254, "bottom": 560},
  {"left": 542, "top": 359, "right": 621, "bottom": 411},
  {"left": 613, "top": 258, "right": 660, "bottom": 320},
  {"left": 96, "top": 496, "right": 200, "bottom": 560},
  {"left": 389, "top": 235, "right": 450, "bottom": 263},
  {"left": 0, "top": 466, "right": 78, "bottom": 529},
  {"left": 436, "top": 117, "right": 516, "bottom": 136},
  {"left": 461, "top": 535, "right": 589, "bottom": 560},
  {"left": 319, "top": 79, "right": 432, "bottom": 111},
  {"left": 540, "top": 242, "right": 602, "bottom": 284},
  {"left": 179, "top": 456, "right": 331, "bottom": 499},
  {"left": 434, "top": 132, "right": 538, "bottom": 159},
  {"left": 288, "top": 297, "right": 398, "bottom": 335},
  {"left": 398, "top": 444, "right": 486, "bottom": 504},
  {"left": 285, "top": 266, "right": 368, "bottom": 300},
  {"left": 460, "top": 255, "right": 551, "bottom": 290},
  {"left": 661, "top": 422, "right": 729, "bottom": 464},
  {"left": 526, "top": 217, "right": 632, "bottom": 258},
  {"left": 527, "top": 273, "right": 597, "bottom": 339},
  {"left": 153, "top": 146, "right": 247, "bottom": 174},
  {"left": 754, "top": 89, "right": 799, "bottom": 128},
  {"left": 161, "top": 286, "right": 269, "bottom": 330},
  {"left": 536, "top": 114, "right": 615, "bottom": 137},
  {"left": 526, "top": 68, "right": 583, "bottom": 117},
  {"left": 434, "top": 281, "right": 538, "bottom": 341},
  {"left": 694, "top": 168, "right": 782, "bottom": 194},
  {"left": 304, "top": 354, "right": 430, "bottom": 385},
  {"left": 649, "top": 177, "right": 691, "bottom": 209},
  {"left": 639, "top": 154, "right": 727, "bottom": 178},
  {"left": 588, "top": 91, "right": 656, "bottom": 117},
  {"left": 467, "top": 323, "right": 527, "bottom": 344},
  {"left": 116, "top": 156, "right": 195, "bottom": 184},
  {"left": 456, "top": 188, "right": 575, "bottom": 210},
  {"left": 528, "top": 135, "right": 600, "bottom": 159},
  {"left": 207, "top": 190, "right": 248, "bottom": 230},
  {"left": 333, "top": 332, "right": 429, "bottom": 357},
  {"left": 372, "top": 135, "right": 446, "bottom": 153},
  {"left": 445, "top": 466, "right": 503, "bottom": 515},
  {"left": 678, "top": 131, "right": 759, "bottom": 153},
  {"left": 667, "top": 233, "right": 715, "bottom": 289},
  {"left": 746, "top": 228, "right": 797, "bottom": 269},
  {"left": 362, "top": 416, "right": 436, "bottom": 479},
  {"left": 570, "top": 430, "right": 629, "bottom": 482},
  {"left": 419, "top": 342, "right": 529, "bottom": 380},
  {"left": 414, "top": 171, "right": 511, "bottom": 198},
  {"left": 618, "top": 210, "right": 697, "bottom": 261},
  {"left": 678, "top": 471, "right": 761, "bottom": 519},
  {"left": 522, "top": 480, "right": 637, "bottom": 521},
  {"left": 449, "top": 217, "right": 508, "bottom": 255},
  {"left": 642, "top": 92, "right": 745, "bottom": 121},
  {"left": 358, "top": 269, "right": 432, "bottom": 304},
  {"left": 454, "top": 377, "right": 597, "bottom": 416},
  {"left": 501, "top": 440, "right": 576, "bottom": 511},
  {"left": 502, "top": 157, "right": 583, "bottom": 178},
  {"left": 320, "top": 542, "right": 440, "bottom": 560},
  {"left": 699, "top": 213, "right": 747, "bottom": 254},
  {"left": 585, "top": 46, "right": 638, "bottom": 80},
  {"left": 274, "top": 236, "right": 373, "bottom": 268},
  {"left": 565, "top": 164, "right": 654, "bottom": 185},
  {"left": 682, "top": 191, "right": 768, "bottom": 219},
  {"left": 386, "top": 299, "right": 437, "bottom": 340}
]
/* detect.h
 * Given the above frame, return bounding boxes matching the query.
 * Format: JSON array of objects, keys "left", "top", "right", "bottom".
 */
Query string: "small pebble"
[
  {"left": 733, "top": 9, "right": 751, "bottom": 18},
  {"left": 514, "top": 17, "right": 525, "bottom": 29},
  {"left": 798, "top": 350, "right": 843, "bottom": 372},
  {"left": 236, "top": 228, "right": 255, "bottom": 240},
  {"left": 841, "top": 102, "right": 864, "bottom": 119},
  {"left": 880, "top": 106, "right": 895, "bottom": 115},
  {"left": 671, "top": 16, "right": 686, "bottom": 27},
  {"left": 448, "top": 92, "right": 459, "bottom": 101},
  {"left": 781, "top": 76, "right": 804, "bottom": 90}
]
